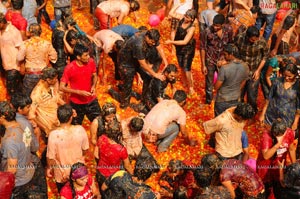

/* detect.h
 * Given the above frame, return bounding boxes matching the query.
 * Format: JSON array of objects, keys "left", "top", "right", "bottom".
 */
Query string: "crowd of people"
[{"left": 0, "top": 0, "right": 299, "bottom": 198}]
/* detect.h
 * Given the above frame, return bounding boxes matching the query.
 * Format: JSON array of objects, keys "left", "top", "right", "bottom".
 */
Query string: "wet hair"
[
  {"left": 270, "top": 119, "right": 287, "bottom": 157},
  {"left": 173, "top": 90, "right": 187, "bottom": 103},
  {"left": 73, "top": 43, "right": 89, "bottom": 57},
  {"left": 168, "top": 159, "right": 184, "bottom": 173},
  {"left": 57, "top": 104, "right": 73, "bottom": 123},
  {"left": 0, "top": 101, "right": 16, "bottom": 121},
  {"left": 134, "top": 158, "right": 157, "bottom": 181},
  {"left": 145, "top": 29, "right": 160, "bottom": 45},
  {"left": 130, "top": 0, "right": 140, "bottom": 12},
  {"left": 283, "top": 15, "right": 296, "bottom": 29},
  {"left": 97, "top": 116, "right": 106, "bottom": 138},
  {"left": 138, "top": 26, "right": 148, "bottom": 32},
  {"left": 64, "top": 16, "right": 77, "bottom": 27},
  {"left": 224, "top": 44, "right": 239, "bottom": 58},
  {"left": 163, "top": 64, "right": 178, "bottom": 74},
  {"left": 114, "top": 40, "right": 124, "bottom": 51},
  {"left": 271, "top": 119, "right": 287, "bottom": 137},
  {"left": 213, "top": 14, "right": 225, "bottom": 25},
  {"left": 55, "top": 20, "right": 65, "bottom": 29},
  {"left": 284, "top": 63, "right": 298, "bottom": 76},
  {"left": 41, "top": 67, "right": 58, "bottom": 80},
  {"left": 201, "top": 153, "right": 223, "bottom": 170},
  {"left": 11, "top": 0, "right": 23, "bottom": 10},
  {"left": 0, "top": 13, "right": 7, "bottom": 24},
  {"left": 246, "top": 26, "right": 260, "bottom": 38},
  {"left": 233, "top": 103, "right": 256, "bottom": 120},
  {"left": 185, "top": 9, "right": 197, "bottom": 22},
  {"left": 129, "top": 117, "right": 144, "bottom": 132},
  {"left": 194, "top": 167, "right": 213, "bottom": 188},
  {"left": 10, "top": 94, "right": 32, "bottom": 110},
  {"left": 173, "top": 187, "right": 188, "bottom": 199},
  {"left": 102, "top": 102, "right": 117, "bottom": 117},
  {"left": 66, "top": 29, "right": 78, "bottom": 44},
  {"left": 29, "top": 23, "right": 42, "bottom": 36},
  {"left": 69, "top": 162, "right": 86, "bottom": 198},
  {"left": 106, "top": 119, "right": 122, "bottom": 144}
]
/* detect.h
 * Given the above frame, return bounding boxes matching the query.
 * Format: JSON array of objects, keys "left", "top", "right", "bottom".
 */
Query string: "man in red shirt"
[
  {"left": 5, "top": 0, "right": 27, "bottom": 40},
  {"left": 60, "top": 43, "right": 101, "bottom": 124}
]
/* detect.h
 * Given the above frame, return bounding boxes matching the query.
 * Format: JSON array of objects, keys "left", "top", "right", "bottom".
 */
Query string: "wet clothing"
[
  {"left": 52, "top": 28, "right": 68, "bottom": 79},
  {"left": 118, "top": 33, "right": 159, "bottom": 107},
  {"left": 143, "top": 78, "right": 172, "bottom": 111},
  {"left": 264, "top": 77, "right": 300, "bottom": 128},
  {"left": 220, "top": 159, "right": 265, "bottom": 198},
  {"left": 103, "top": 170, "right": 157, "bottom": 199},
  {"left": 174, "top": 18, "right": 195, "bottom": 71}
]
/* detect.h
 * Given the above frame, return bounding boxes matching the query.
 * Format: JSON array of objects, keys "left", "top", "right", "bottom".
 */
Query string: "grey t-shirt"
[
  {"left": 216, "top": 61, "right": 249, "bottom": 102},
  {"left": 0, "top": 125, "right": 35, "bottom": 186}
]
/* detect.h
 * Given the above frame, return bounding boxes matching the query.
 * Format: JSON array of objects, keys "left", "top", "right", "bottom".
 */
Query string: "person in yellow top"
[{"left": 29, "top": 67, "right": 65, "bottom": 136}]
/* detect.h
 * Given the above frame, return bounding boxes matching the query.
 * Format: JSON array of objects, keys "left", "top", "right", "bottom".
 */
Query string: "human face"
[
  {"left": 46, "top": 76, "right": 58, "bottom": 86},
  {"left": 78, "top": 52, "right": 90, "bottom": 64},
  {"left": 145, "top": 132, "right": 158, "bottom": 143},
  {"left": 166, "top": 71, "right": 177, "bottom": 84},
  {"left": 145, "top": 36, "right": 156, "bottom": 47},
  {"left": 184, "top": 14, "right": 193, "bottom": 23},
  {"left": 284, "top": 70, "right": 297, "bottom": 83},
  {"left": 74, "top": 175, "right": 88, "bottom": 187},
  {"left": 248, "top": 36, "right": 259, "bottom": 44},
  {"left": 224, "top": 52, "right": 232, "bottom": 61},
  {"left": 212, "top": 23, "right": 222, "bottom": 32},
  {"left": 19, "top": 104, "right": 31, "bottom": 116},
  {"left": 104, "top": 114, "right": 115, "bottom": 124}
]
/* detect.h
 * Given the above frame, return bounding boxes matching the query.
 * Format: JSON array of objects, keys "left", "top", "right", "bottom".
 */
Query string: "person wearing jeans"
[
  {"left": 255, "top": 0, "right": 277, "bottom": 41},
  {"left": 156, "top": 122, "right": 179, "bottom": 152},
  {"left": 235, "top": 26, "right": 269, "bottom": 113},
  {"left": 142, "top": 90, "right": 194, "bottom": 152}
]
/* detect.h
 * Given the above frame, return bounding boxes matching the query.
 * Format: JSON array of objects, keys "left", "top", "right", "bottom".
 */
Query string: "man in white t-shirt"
[{"left": 142, "top": 90, "right": 192, "bottom": 152}]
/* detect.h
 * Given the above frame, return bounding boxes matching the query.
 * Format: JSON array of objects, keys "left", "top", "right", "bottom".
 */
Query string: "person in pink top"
[
  {"left": 60, "top": 43, "right": 101, "bottom": 125},
  {"left": 47, "top": 104, "right": 89, "bottom": 192},
  {"left": 256, "top": 119, "right": 298, "bottom": 199},
  {"left": 60, "top": 162, "right": 100, "bottom": 199},
  {"left": 0, "top": 13, "right": 23, "bottom": 97},
  {"left": 143, "top": 90, "right": 193, "bottom": 152}
]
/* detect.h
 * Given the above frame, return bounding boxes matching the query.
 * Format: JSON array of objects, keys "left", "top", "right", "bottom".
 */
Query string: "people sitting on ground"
[
  {"left": 193, "top": 166, "right": 231, "bottom": 199},
  {"left": 159, "top": 159, "right": 199, "bottom": 198},
  {"left": 101, "top": 170, "right": 159, "bottom": 199}
]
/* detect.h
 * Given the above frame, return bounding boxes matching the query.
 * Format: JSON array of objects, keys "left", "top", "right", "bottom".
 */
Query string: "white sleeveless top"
[{"left": 173, "top": 0, "right": 193, "bottom": 15}]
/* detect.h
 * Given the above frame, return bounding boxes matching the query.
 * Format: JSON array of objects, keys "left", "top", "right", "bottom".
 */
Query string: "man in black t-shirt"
[{"left": 111, "top": 29, "right": 165, "bottom": 109}]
